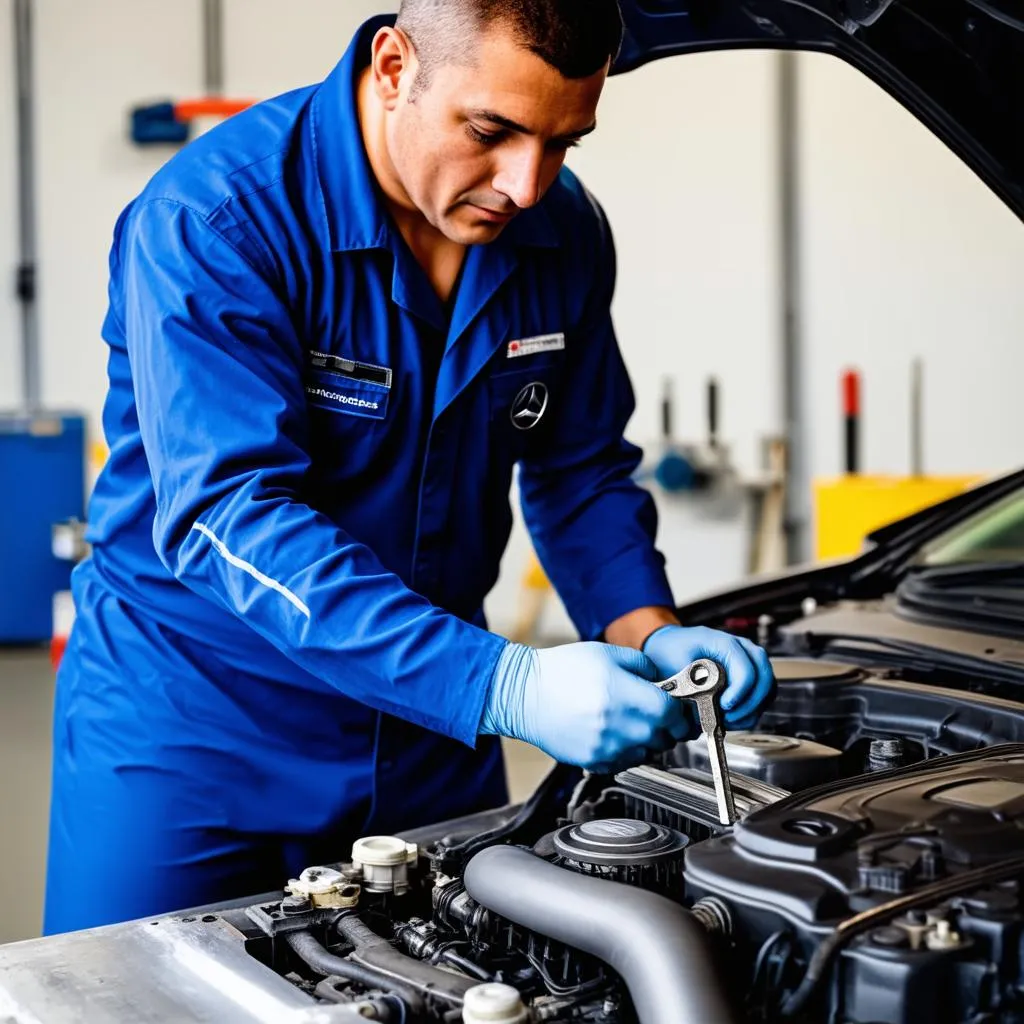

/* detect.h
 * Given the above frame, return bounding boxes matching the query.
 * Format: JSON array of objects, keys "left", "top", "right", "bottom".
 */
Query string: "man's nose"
[{"left": 492, "top": 147, "right": 546, "bottom": 210}]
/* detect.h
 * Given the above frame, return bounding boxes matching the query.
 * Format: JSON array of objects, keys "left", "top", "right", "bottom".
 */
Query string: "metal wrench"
[{"left": 658, "top": 658, "right": 737, "bottom": 825}]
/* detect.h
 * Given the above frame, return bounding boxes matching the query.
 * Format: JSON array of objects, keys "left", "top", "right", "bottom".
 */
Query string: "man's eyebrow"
[{"left": 471, "top": 109, "right": 598, "bottom": 141}]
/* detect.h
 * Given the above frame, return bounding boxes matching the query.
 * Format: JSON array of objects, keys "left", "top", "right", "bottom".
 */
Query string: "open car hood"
[{"left": 612, "top": 0, "right": 1024, "bottom": 222}]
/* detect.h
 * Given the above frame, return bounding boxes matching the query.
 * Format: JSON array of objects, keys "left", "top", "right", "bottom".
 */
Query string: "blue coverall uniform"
[{"left": 43, "top": 15, "right": 675, "bottom": 934}]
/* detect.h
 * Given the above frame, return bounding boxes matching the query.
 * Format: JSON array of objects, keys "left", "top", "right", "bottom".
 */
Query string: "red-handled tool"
[{"left": 842, "top": 368, "right": 861, "bottom": 475}]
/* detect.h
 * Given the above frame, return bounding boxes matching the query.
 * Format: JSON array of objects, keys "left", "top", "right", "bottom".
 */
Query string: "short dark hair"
[{"left": 396, "top": 0, "right": 624, "bottom": 94}]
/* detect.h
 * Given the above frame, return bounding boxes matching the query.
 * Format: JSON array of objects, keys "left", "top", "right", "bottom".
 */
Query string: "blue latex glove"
[
  {"left": 642, "top": 625, "right": 776, "bottom": 730},
  {"left": 480, "top": 642, "right": 693, "bottom": 772}
]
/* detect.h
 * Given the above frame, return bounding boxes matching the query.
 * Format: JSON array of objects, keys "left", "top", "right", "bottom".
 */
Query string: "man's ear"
[{"left": 370, "top": 27, "right": 417, "bottom": 110}]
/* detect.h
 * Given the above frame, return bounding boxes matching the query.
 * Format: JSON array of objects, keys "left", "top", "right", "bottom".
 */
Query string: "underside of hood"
[{"left": 613, "top": 0, "right": 1024, "bottom": 222}]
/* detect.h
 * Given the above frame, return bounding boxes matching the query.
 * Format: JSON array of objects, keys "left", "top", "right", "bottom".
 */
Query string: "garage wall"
[
  {"left": 0, "top": 6, "right": 20, "bottom": 409},
  {"left": 33, "top": 0, "right": 201, "bottom": 438},
  {"left": 223, "top": 0, "right": 390, "bottom": 98},
  {"left": 568, "top": 51, "right": 783, "bottom": 474},
  {"left": 798, "top": 53, "right": 1024, "bottom": 483}
]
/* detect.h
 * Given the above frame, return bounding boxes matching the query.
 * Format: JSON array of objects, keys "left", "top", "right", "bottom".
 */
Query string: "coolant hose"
[
  {"left": 336, "top": 915, "right": 477, "bottom": 1005},
  {"left": 285, "top": 930, "right": 423, "bottom": 1011},
  {"left": 463, "top": 845, "right": 739, "bottom": 1024}
]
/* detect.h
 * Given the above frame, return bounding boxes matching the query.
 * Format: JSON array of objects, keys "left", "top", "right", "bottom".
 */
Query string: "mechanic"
[{"left": 44, "top": 0, "right": 775, "bottom": 934}]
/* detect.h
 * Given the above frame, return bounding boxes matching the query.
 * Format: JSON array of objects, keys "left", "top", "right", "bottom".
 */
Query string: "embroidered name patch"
[
  {"left": 507, "top": 333, "right": 565, "bottom": 359},
  {"left": 306, "top": 351, "right": 391, "bottom": 421},
  {"left": 306, "top": 377, "right": 389, "bottom": 420}
]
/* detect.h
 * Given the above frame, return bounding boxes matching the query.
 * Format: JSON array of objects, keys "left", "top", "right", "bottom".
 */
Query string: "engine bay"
[
  {"left": 10, "top": 657, "right": 1024, "bottom": 1023},
  {"left": 206, "top": 658, "right": 1024, "bottom": 1023}
]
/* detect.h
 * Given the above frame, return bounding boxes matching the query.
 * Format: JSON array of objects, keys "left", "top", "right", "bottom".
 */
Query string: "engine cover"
[
  {"left": 686, "top": 745, "right": 1024, "bottom": 924},
  {"left": 687, "top": 731, "right": 842, "bottom": 791},
  {"left": 686, "top": 745, "right": 1024, "bottom": 1023}
]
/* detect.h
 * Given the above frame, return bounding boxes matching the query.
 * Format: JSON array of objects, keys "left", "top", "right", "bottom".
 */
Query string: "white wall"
[
  {"left": 569, "top": 52, "right": 783, "bottom": 475},
  {"left": 0, "top": 4, "right": 20, "bottom": 409},
  {"left": 34, "top": 0, "right": 202, "bottom": 435},
  {"left": 798, "top": 53, "right": 1024, "bottom": 482},
  {"left": 224, "top": 0, "right": 393, "bottom": 97}
]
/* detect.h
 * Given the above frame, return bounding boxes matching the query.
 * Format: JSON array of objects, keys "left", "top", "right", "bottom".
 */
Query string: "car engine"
[
  {"left": 16, "top": 657, "right": 1020, "bottom": 1024},
  {"left": 191, "top": 657, "right": 1024, "bottom": 1024}
]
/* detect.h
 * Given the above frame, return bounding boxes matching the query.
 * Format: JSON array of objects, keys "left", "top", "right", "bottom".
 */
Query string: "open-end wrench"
[{"left": 657, "top": 658, "right": 737, "bottom": 825}]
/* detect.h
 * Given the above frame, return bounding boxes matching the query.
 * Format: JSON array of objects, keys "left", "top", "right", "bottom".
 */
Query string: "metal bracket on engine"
[
  {"left": 245, "top": 899, "right": 350, "bottom": 938},
  {"left": 246, "top": 865, "right": 364, "bottom": 937}
]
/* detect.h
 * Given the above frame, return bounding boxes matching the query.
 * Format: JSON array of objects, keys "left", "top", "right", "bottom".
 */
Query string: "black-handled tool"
[{"left": 707, "top": 377, "right": 719, "bottom": 450}]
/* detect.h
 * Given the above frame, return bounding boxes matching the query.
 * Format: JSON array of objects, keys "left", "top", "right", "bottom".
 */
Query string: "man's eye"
[
  {"left": 550, "top": 139, "right": 581, "bottom": 152},
  {"left": 466, "top": 124, "right": 502, "bottom": 145}
]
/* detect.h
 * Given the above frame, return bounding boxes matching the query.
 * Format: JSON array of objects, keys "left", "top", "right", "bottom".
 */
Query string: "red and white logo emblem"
[{"left": 507, "top": 333, "right": 565, "bottom": 359}]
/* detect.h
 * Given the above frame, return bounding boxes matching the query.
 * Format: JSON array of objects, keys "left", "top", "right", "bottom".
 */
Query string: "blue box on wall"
[{"left": 0, "top": 413, "right": 85, "bottom": 643}]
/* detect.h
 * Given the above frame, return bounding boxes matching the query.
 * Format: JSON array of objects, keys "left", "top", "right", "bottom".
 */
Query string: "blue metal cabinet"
[{"left": 0, "top": 414, "right": 85, "bottom": 643}]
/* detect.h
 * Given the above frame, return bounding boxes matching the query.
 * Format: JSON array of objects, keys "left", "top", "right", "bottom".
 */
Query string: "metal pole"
[
  {"left": 910, "top": 357, "right": 924, "bottom": 476},
  {"left": 203, "top": 0, "right": 224, "bottom": 96},
  {"left": 778, "top": 51, "right": 808, "bottom": 564},
  {"left": 13, "top": 0, "right": 41, "bottom": 412}
]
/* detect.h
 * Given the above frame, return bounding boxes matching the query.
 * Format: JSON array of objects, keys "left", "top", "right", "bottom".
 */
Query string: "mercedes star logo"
[{"left": 510, "top": 382, "right": 549, "bottom": 431}]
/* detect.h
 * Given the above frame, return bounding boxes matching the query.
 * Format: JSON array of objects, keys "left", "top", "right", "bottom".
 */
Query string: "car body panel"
[{"left": 614, "top": 0, "right": 1024, "bottom": 222}]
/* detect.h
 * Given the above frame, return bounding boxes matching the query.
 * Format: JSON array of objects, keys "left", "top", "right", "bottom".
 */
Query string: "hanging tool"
[
  {"left": 14, "top": 0, "right": 40, "bottom": 411},
  {"left": 650, "top": 376, "right": 730, "bottom": 494},
  {"left": 842, "top": 368, "right": 861, "bottom": 475},
  {"left": 910, "top": 358, "right": 924, "bottom": 477},
  {"left": 657, "top": 659, "right": 737, "bottom": 825},
  {"left": 707, "top": 376, "right": 720, "bottom": 451}
]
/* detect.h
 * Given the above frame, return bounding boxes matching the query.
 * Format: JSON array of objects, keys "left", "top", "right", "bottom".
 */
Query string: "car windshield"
[{"left": 918, "top": 488, "right": 1024, "bottom": 567}]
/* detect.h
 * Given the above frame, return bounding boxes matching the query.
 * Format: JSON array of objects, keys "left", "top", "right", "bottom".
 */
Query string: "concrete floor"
[
  {"left": 0, "top": 647, "right": 56, "bottom": 945},
  {"left": 0, "top": 647, "right": 552, "bottom": 945}
]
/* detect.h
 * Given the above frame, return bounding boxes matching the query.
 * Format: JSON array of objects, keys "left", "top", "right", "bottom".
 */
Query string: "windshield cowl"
[{"left": 898, "top": 561, "right": 1024, "bottom": 638}]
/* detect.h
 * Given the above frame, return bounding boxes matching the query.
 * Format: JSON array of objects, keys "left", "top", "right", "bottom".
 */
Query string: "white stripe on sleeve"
[{"left": 191, "top": 522, "right": 311, "bottom": 620}]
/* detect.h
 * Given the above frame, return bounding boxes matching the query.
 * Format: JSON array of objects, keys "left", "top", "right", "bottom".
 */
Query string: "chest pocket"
[
  {"left": 487, "top": 351, "right": 565, "bottom": 456},
  {"left": 305, "top": 354, "right": 392, "bottom": 479},
  {"left": 305, "top": 353, "right": 391, "bottom": 418}
]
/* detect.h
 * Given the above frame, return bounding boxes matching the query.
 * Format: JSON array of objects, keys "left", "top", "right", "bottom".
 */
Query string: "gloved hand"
[
  {"left": 480, "top": 641, "right": 694, "bottom": 772},
  {"left": 642, "top": 625, "right": 776, "bottom": 730}
]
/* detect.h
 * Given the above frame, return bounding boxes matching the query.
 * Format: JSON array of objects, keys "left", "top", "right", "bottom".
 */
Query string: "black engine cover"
[
  {"left": 686, "top": 745, "right": 1024, "bottom": 1022},
  {"left": 686, "top": 745, "right": 1024, "bottom": 928}
]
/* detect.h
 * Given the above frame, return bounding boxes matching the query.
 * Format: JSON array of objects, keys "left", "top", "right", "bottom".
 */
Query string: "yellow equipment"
[{"left": 813, "top": 474, "right": 985, "bottom": 561}]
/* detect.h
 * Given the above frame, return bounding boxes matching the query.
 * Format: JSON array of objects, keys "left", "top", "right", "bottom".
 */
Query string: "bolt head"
[{"left": 871, "top": 926, "right": 908, "bottom": 948}]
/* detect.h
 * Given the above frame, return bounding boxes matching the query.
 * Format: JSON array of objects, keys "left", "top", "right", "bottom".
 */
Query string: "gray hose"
[
  {"left": 336, "top": 915, "right": 476, "bottom": 1006},
  {"left": 436, "top": 949, "right": 493, "bottom": 982},
  {"left": 285, "top": 931, "right": 423, "bottom": 1012},
  {"left": 463, "top": 845, "right": 739, "bottom": 1024}
]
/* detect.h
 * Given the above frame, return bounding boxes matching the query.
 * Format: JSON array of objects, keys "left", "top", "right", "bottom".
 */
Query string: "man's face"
[{"left": 384, "top": 25, "right": 607, "bottom": 245}]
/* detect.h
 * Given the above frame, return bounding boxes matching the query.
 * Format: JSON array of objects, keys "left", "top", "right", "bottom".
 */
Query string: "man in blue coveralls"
[{"left": 44, "top": 0, "right": 775, "bottom": 934}]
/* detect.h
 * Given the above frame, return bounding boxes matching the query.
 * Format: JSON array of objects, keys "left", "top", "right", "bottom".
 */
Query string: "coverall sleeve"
[
  {"left": 518, "top": 206, "right": 675, "bottom": 640},
  {"left": 121, "top": 199, "right": 502, "bottom": 745}
]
